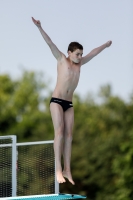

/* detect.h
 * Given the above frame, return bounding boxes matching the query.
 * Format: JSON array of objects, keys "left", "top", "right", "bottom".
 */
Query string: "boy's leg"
[
  {"left": 50, "top": 103, "right": 66, "bottom": 184},
  {"left": 62, "top": 107, "right": 75, "bottom": 185}
]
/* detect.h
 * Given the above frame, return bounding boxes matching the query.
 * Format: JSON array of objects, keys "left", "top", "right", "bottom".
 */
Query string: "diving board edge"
[{"left": 0, "top": 194, "right": 86, "bottom": 200}]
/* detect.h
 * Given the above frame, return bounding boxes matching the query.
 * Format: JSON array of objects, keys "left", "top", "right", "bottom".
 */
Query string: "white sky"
[{"left": 0, "top": 0, "right": 133, "bottom": 101}]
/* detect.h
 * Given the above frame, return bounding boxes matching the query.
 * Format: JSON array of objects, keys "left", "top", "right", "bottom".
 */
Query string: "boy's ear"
[{"left": 68, "top": 50, "right": 72, "bottom": 55}]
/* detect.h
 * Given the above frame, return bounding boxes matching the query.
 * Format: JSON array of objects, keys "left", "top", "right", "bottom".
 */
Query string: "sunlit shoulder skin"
[{"left": 32, "top": 17, "right": 112, "bottom": 185}]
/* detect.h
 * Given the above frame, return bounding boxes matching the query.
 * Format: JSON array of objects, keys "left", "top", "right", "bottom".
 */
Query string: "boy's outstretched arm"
[
  {"left": 81, "top": 41, "right": 112, "bottom": 65},
  {"left": 32, "top": 17, "right": 62, "bottom": 60}
]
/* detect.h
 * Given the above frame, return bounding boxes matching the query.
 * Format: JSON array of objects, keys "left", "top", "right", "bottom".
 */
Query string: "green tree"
[
  {"left": 0, "top": 71, "right": 53, "bottom": 142},
  {"left": 1, "top": 73, "right": 133, "bottom": 199},
  {"left": 61, "top": 86, "right": 133, "bottom": 200}
]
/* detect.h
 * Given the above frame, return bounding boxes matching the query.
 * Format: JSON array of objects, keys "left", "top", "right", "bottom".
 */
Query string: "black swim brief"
[{"left": 50, "top": 97, "right": 73, "bottom": 112}]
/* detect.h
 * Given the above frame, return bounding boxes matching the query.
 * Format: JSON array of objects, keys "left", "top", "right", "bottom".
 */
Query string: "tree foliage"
[
  {"left": 0, "top": 72, "right": 133, "bottom": 200},
  {"left": 0, "top": 72, "right": 53, "bottom": 141}
]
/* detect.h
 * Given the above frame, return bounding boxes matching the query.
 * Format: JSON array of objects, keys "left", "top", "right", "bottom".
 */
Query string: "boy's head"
[
  {"left": 67, "top": 42, "right": 83, "bottom": 64},
  {"left": 67, "top": 42, "right": 83, "bottom": 52}
]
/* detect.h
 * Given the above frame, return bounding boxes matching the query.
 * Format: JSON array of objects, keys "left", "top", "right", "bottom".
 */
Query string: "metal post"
[
  {"left": 54, "top": 159, "right": 59, "bottom": 194},
  {"left": 11, "top": 135, "right": 17, "bottom": 197}
]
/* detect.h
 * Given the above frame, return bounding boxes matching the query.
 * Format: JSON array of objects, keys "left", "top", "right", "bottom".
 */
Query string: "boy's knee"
[
  {"left": 65, "top": 132, "right": 73, "bottom": 141},
  {"left": 55, "top": 129, "right": 64, "bottom": 138}
]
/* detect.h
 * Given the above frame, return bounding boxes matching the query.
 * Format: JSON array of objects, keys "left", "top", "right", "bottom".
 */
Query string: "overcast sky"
[{"left": 0, "top": 0, "right": 133, "bottom": 101}]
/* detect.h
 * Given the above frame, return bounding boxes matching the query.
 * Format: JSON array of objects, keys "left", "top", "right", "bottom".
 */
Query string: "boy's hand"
[
  {"left": 106, "top": 41, "right": 112, "bottom": 47},
  {"left": 32, "top": 17, "right": 41, "bottom": 28}
]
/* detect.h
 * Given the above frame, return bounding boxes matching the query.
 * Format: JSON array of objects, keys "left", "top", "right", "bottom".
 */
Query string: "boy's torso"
[{"left": 52, "top": 55, "right": 82, "bottom": 101}]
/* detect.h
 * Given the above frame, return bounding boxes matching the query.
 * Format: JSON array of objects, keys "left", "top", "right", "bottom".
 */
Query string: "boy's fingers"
[{"left": 32, "top": 17, "right": 37, "bottom": 23}]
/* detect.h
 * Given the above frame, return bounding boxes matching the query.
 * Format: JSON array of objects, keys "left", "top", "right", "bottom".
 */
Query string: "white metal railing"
[
  {"left": 0, "top": 135, "right": 17, "bottom": 197},
  {"left": 0, "top": 136, "right": 59, "bottom": 197}
]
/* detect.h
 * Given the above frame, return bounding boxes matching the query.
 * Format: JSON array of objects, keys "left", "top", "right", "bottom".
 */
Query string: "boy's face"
[{"left": 68, "top": 49, "right": 83, "bottom": 64}]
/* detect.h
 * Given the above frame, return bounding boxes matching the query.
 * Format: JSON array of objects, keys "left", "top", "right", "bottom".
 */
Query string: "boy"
[{"left": 32, "top": 17, "right": 112, "bottom": 185}]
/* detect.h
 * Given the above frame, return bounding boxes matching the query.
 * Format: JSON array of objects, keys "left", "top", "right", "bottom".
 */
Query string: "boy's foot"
[
  {"left": 56, "top": 171, "right": 66, "bottom": 184},
  {"left": 62, "top": 170, "right": 75, "bottom": 185}
]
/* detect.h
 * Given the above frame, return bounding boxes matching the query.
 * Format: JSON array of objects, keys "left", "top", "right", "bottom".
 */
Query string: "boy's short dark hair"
[{"left": 67, "top": 42, "right": 83, "bottom": 52}]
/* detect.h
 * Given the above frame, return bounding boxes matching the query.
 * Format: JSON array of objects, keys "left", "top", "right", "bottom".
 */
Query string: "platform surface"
[{"left": 0, "top": 193, "right": 87, "bottom": 200}]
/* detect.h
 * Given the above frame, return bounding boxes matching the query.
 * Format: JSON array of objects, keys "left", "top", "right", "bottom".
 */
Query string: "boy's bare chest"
[{"left": 58, "top": 62, "right": 81, "bottom": 79}]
